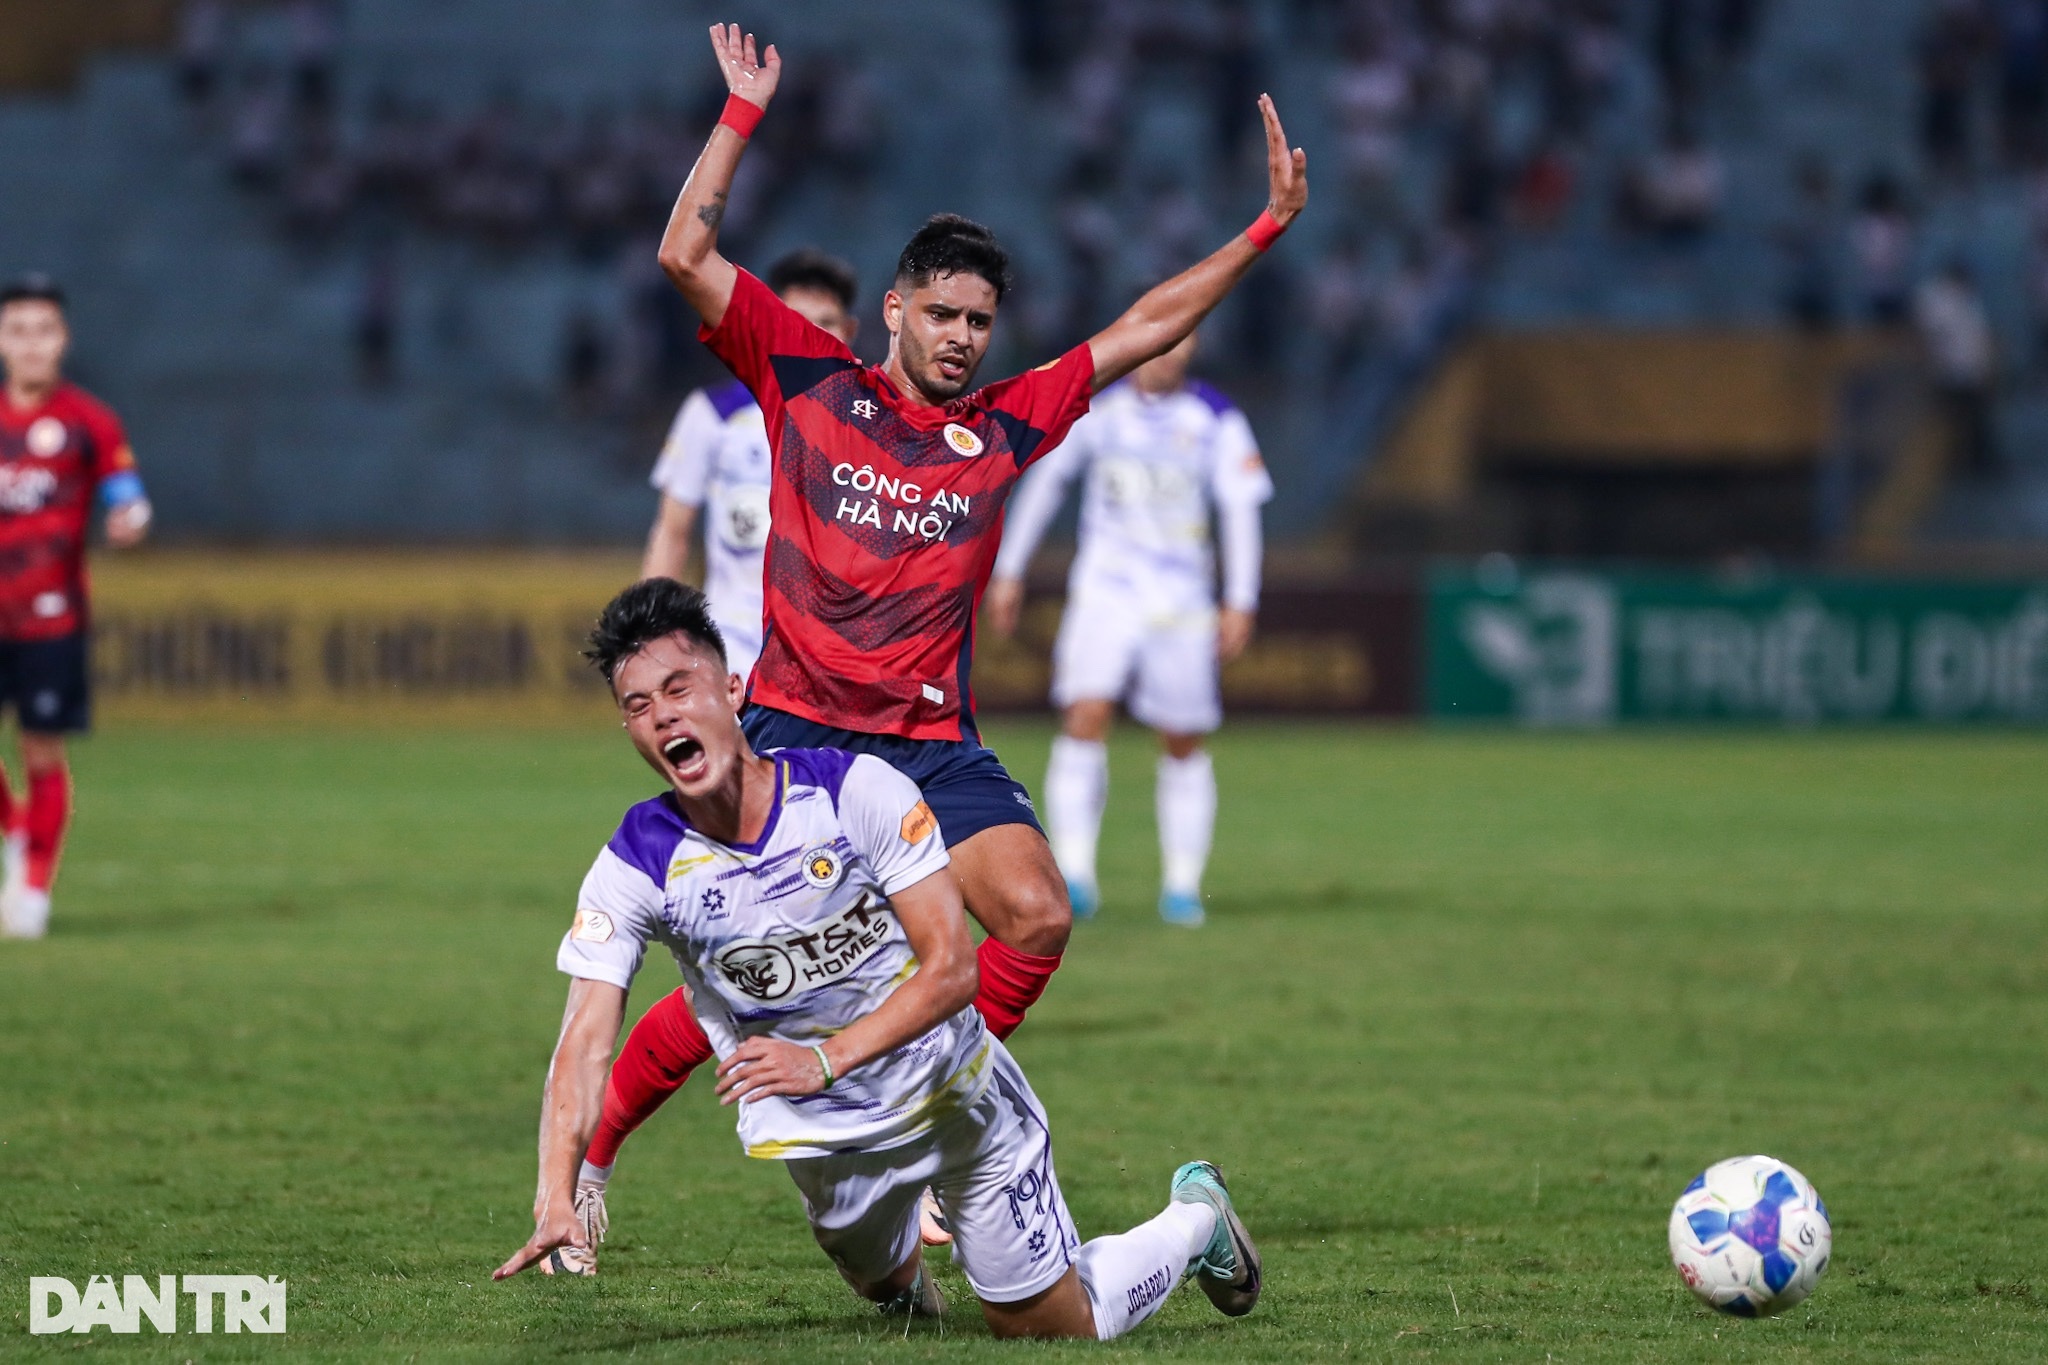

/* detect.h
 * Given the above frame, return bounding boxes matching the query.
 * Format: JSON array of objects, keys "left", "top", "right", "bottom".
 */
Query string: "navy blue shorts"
[
  {"left": 0, "top": 632, "right": 90, "bottom": 734},
  {"left": 741, "top": 705, "right": 1043, "bottom": 846}
]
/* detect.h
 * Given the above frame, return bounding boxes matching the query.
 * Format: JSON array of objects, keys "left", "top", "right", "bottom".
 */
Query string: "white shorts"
[
  {"left": 782, "top": 1043, "right": 1082, "bottom": 1304},
  {"left": 1050, "top": 595, "right": 1222, "bottom": 734}
]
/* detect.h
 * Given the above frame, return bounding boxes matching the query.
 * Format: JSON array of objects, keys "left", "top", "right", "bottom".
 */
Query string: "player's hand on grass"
[
  {"left": 710, "top": 22, "right": 780, "bottom": 111},
  {"left": 1258, "top": 94, "right": 1307, "bottom": 227},
  {"left": 714, "top": 1036, "right": 828, "bottom": 1105},
  {"left": 985, "top": 577, "right": 1025, "bottom": 639},
  {"left": 492, "top": 1201, "right": 587, "bottom": 1280},
  {"left": 1218, "top": 607, "right": 1255, "bottom": 663},
  {"left": 105, "top": 498, "right": 151, "bottom": 549}
]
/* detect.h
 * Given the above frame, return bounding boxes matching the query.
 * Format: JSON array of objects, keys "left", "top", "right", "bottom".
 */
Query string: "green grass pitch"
[{"left": 2, "top": 721, "right": 2045, "bottom": 1361}]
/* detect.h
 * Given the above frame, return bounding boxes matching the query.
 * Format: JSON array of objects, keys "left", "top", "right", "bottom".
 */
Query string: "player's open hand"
[
  {"left": 985, "top": 577, "right": 1026, "bottom": 639},
  {"left": 492, "top": 1204, "right": 587, "bottom": 1281},
  {"left": 714, "top": 1036, "right": 827, "bottom": 1105},
  {"left": 1258, "top": 94, "right": 1308, "bottom": 226},
  {"left": 710, "top": 23, "right": 780, "bottom": 110}
]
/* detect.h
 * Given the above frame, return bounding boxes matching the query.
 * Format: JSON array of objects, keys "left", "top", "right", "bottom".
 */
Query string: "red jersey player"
[
  {"left": 0, "top": 276, "right": 152, "bottom": 940},
  {"left": 548, "top": 23, "right": 1306, "bottom": 1274}
]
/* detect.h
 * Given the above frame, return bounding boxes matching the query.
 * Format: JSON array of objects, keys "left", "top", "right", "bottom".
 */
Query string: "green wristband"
[{"left": 812, "top": 1045, "right": 834, "bottom": 1088}]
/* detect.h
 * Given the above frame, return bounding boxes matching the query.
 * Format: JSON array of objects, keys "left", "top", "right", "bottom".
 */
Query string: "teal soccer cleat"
[
  {"left": 1170, "top": 1160, "right": 1261, "bottom": 1317},
  {"left": 1158, "top": 889, "right": 1205, "bottom": 926}
]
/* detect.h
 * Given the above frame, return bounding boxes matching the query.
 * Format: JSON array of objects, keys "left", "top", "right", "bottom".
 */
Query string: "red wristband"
[
  {"left": 1245, "top": 209, "right": 1287, "bottom": 252},
  {"left": 719, "top": 93, "right": 764, "bottom": 139}
]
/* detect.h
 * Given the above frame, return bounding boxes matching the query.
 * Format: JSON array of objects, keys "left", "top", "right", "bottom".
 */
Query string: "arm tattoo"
[{"left": 696, "top": 192, "right": 728, "bottom": 230}]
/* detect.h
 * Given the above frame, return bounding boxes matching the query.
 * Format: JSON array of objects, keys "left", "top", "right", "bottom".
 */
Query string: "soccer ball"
[{"left": 1667, "top": 1154, "right": 1831, "bottom": 1317}]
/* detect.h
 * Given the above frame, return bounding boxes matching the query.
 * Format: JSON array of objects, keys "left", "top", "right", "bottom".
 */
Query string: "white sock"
[
  {"left": 1156, "top": 750, "right": 1215, "bottom": 898},
  {"left": 577, "top": 1159, "right": 612, "bottom": 1188},
  {"left": 1076, "top": 1201, "right": 1215, "bottom": 1340},
  {"left": 1045, "top": 735, "right": 1108, "bottom": 888}
]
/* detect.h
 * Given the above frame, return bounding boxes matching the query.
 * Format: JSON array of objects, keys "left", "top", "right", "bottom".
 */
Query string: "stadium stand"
[{"left": 3, "top": 0, "right": 2047, "bottom": 551}]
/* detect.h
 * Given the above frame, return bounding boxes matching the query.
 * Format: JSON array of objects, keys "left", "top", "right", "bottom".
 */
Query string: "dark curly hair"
[
  {"left": 585, "top": 578, "right": 727, "bottom": 687},
  {"left": 893, "top": 213, "right": 1011, "bottom": 303},
  {"left": 766, "top": 248, "right": 859, "bottom": 312}
]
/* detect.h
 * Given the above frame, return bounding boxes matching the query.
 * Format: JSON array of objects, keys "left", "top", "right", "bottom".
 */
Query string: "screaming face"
[{"left": 612, "top": 633, "right": 747, "bottom": 798}]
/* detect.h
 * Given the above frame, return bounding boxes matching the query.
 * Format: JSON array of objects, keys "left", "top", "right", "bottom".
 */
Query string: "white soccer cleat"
[
  {"left": 539, "top": 1181, "right": 608, "bottom": 1277},
  {"left": 1, "top": 886, "right": 49, "bottom": 940},
  {"left": 918, "top": 1187, "right": 953, "bottom": 1247}
]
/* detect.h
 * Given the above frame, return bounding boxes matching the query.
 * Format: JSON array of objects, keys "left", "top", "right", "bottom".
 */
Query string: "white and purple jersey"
[
  {"left": 994, "top": 379, "right": 1273, "bottom": 622},
  {"left": 650, "top": 379, "right": 772, "bottom": 670},
  {"left": 557, "top": 748, "right": 993, "bottom": 1160}
]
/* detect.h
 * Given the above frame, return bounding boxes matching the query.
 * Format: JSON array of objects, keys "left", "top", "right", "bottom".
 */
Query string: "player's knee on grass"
[
  {"left": 978, "top": 1269, "right": 1099, "bottom": 1340},
  {"left": 839, "top": 1249, "right": 924, "bottom": 1304}
]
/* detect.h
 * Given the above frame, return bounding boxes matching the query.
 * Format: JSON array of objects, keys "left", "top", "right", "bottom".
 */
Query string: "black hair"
[
  {"left": 893, "top": 213, "right": 1011, "bottom": 303},
  {"left": 584, "top": 578, "right": 727, "bottom": 686},
  {"left": 0, "top": 274, "right": 65, "bottom": 311},
  {"left": 766, "top": 248, "right": 859, "bottom": 312}
]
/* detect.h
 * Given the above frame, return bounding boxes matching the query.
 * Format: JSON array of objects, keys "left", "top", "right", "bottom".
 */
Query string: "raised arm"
[
  {"left": 1085, "top": 94, "right": 1307, "bottom": 392},
  {"left": 656, "top": 23, "right": 782, "bottom": 329},
  {"left": 493, "top": 977, "right": 627, "bottom": 1279}
]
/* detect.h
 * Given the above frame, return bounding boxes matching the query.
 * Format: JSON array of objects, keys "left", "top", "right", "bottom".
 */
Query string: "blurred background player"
[
  {"left": 639, "top": 248, "right": 860, "bottom": 679},
  {"left": 557, "top": 22, "right": 1306, "bottom": 1270},
  {"left": 0, "top": 276, "right": 152, "bottom": 940},
  {"left": 987, "top": 333, "right": 1271, "bottom": 927}
]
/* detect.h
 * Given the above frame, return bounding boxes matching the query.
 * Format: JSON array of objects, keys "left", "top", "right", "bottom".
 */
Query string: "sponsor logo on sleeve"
[
  {"left": 900, "top": 800, "right": 937, "bottom": 845},
  {"left": 572, "top": 910, "right": 614, "bottom": 943}
]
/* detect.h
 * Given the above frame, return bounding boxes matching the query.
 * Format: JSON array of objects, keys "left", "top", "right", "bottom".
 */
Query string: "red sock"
[
  {"left": 973, "top": 938, "right": 1062, "bottom": 1041},
  {"left": 0, "top": 760, "right": 14, "bottom": 836},
  {"left": 24, "top": 764, "right": 70, "bottom": 893},
  {"left": 586, "top": 988, "right": 713, "bottom": 1169}
]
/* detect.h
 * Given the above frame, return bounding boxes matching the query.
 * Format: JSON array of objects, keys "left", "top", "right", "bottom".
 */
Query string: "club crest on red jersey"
[
  {"left": 942, "top": 423, "right": 984, "bottom": 458},
  {"left": 25, "top": 418, "right": 67, "bottom": 459}
]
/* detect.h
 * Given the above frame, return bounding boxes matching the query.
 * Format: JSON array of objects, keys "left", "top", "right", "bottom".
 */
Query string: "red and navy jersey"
[
  {"left": 701, "top": 268, "right": 1094, "bottom": 741},
  {"left": 0, "top": 383, "right": 137, "bottom": 641}
]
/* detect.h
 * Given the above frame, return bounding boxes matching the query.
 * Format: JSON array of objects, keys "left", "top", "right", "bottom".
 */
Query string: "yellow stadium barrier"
[{"left": 85, "top": 551, "right": 1422, "bottom": 727}]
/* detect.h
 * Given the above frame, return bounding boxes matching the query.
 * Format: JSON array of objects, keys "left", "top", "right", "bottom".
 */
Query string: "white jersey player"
[
  {"left": 494, "top": 578, "right": 1263, "bottom": 1344},
  {"left": 987, "top": 334, "right": 1271, "bottom": 927},
  {"left": 641, "top": 249, "right": 862, "bottom": 680}
]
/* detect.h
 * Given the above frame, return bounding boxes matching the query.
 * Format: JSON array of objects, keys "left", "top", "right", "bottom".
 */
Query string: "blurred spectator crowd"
[
  {"left": 176, "top": 0, "right": 879, "bottom": 257},
  {"left": 153, "top": 0, "right": 2045, "bottom": 479}
]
